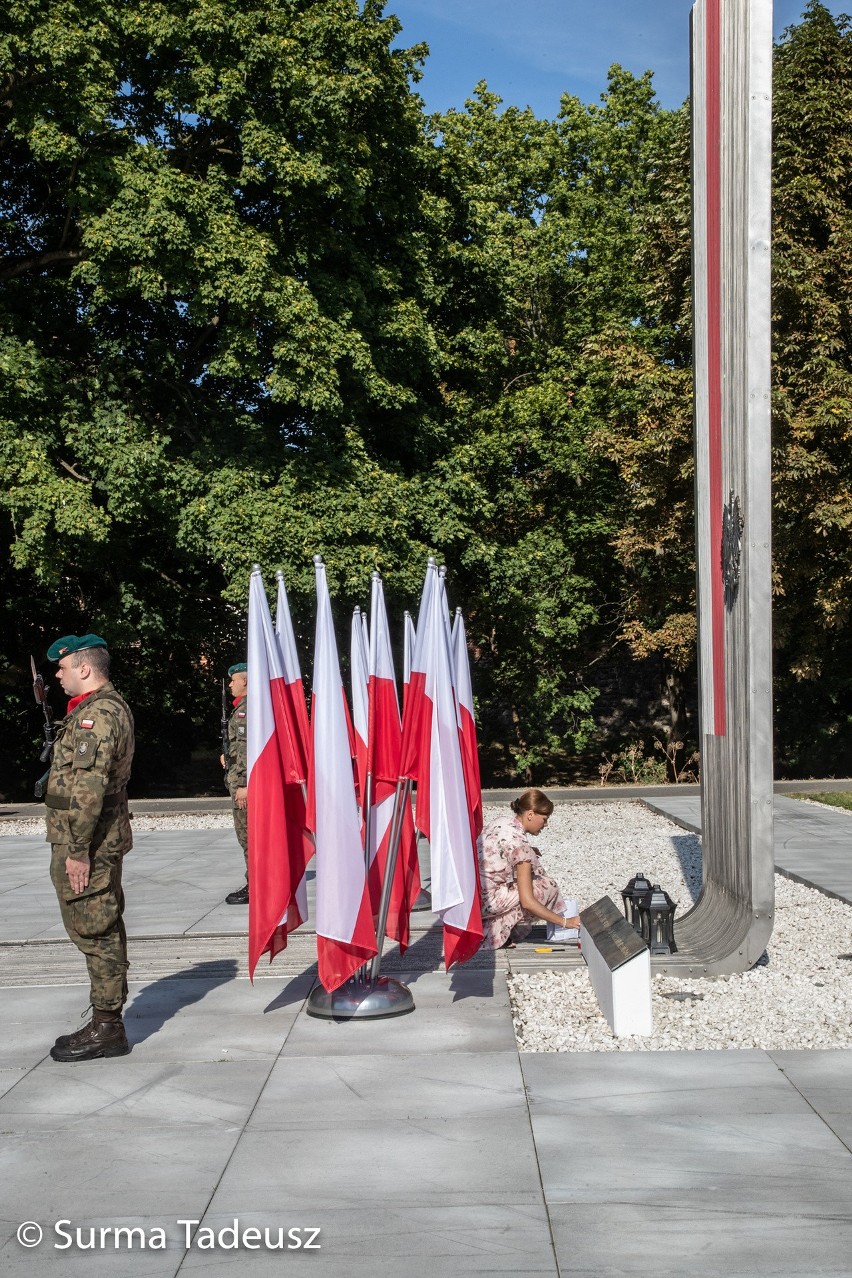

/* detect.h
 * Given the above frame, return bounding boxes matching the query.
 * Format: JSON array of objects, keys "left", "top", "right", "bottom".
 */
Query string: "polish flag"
[
  {"left": 366, "top": 573, "right": 421, "bottom": 951},
  {"left": 275, "top": 570, "right": 310, "bottom": 776},
  {"left": 308, "top": 557, "right": 377, "bottom": 990},
  {"left": 453, "top": 607, "right": 483, "bottom": 837},
  {"left": 274, "top": 569, "right": 312, "bottom": 927},
  {"left": 350, "top": 607, "right": 370, "bottom": 813},
  {"left": 405, "top": 566, "right": 483, "bottom": 967},
  {"left": 247, "top": 567, "right": 313, "bottom": 977},
  {"left": 399, "top": 558, "right": 436, "bottom": 784},
  {"left": 403, "top": 611, "right": 416, "bottom": 691}
]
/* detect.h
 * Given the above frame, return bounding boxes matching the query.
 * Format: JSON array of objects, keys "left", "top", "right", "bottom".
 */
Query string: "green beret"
[
  {"left": 228, "top": 662, "right": 247, "bottom": 676},
  {"left": 47, "top": 634, "right": 108, "bottom": 662}
]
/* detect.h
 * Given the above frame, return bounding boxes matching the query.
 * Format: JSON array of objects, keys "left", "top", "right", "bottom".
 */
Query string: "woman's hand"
[{"left": 515, "top": 861, "right": 578, "bottom": 930}]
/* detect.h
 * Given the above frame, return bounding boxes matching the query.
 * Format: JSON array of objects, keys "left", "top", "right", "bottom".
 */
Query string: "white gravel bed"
[
  {"left": 502, "top": 799, "right": 852, "bottom": 1052},
  {"left": 0, "top": 813, "right": 233, "bottom": 837}
]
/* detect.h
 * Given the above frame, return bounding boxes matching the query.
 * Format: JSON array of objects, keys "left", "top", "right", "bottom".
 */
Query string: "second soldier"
[{"left": 221, "top": 662, "right": 249, "bottom": 904}]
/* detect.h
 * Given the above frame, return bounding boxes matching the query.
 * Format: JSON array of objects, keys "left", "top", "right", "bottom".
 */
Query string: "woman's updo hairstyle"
[{"left": 510, "top": 788, "right": 554, "bottom": 818}]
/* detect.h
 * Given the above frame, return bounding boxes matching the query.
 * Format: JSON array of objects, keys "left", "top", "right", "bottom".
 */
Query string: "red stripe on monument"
[{"left": 706, "top": 0, "right": 726, "bottom": 736}]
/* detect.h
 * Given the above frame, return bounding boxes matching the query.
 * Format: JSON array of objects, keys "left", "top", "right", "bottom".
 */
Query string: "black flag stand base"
[{"left": 306, "top": 975, "right": 415, "bottom": 1020}]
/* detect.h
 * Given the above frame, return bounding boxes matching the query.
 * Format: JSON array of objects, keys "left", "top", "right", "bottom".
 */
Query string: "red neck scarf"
[
  {"left": 67, "top": 692, "right": 92, "bottom": 714},
  {"left": 233, "top": 695, "right": 245, "bottom": 708}
]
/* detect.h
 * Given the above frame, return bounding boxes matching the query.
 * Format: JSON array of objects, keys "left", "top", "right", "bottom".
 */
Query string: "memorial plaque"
[{"left": 580, "top": 897, "right": 647, "bottom": 972}]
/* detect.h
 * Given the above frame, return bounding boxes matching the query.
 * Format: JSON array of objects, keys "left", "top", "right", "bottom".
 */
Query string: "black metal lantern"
[
  {"left": 621, "top": 872, "right": 653, "bottom": 933},
  {"left": 637, "top": 884, "right": 677, "bottom": 955}
]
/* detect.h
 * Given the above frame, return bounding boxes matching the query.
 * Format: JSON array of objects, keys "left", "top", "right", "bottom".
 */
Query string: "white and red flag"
[
  {"left": 453, "top": 607, "right": 483, "bottom": 838},
  {"left": 402, "top": 563, "right": 483, "bottom": 967},
  {"left": 275, "top": 569, "right": 311, "bottom": 775},
  {"left": 274, "top": 569, "right": 312, "bottom": 927},
  {"left": 366, "top": 573, "right": 421, "bottom": 951},
  {"left": 350, "top": 607, "right": 370, "bottom": 813},
  {"left": 246, "top": 567, "right": 313, "bottom": 978},
  {"left": 403, "top": 610, "right": 415, "bottom": 692},
  {"left": 307, "top": 558, "right": 377, "bottom": 991},
  {"left": 399, "top": 558, "right": 436, "bottom": 784}
]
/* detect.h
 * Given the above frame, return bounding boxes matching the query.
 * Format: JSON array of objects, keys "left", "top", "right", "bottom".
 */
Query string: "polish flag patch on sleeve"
[{"left": 80, "top": 720, "right": 95, "bottom": 729}]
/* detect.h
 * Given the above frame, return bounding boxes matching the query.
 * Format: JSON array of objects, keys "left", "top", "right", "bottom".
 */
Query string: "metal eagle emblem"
[{"left": 722, "top": 490, "right": 744, "bottom": 608}]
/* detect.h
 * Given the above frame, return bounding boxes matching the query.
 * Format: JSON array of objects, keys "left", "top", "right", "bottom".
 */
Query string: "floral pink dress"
[{"left": 477, "top": 812, "right": 566, "bottom": 949}]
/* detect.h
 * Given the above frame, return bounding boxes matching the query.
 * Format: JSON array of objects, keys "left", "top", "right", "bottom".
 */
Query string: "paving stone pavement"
[
  {"left": 2, "top": 814, "right": 852, "bottom": 1275},
  {"left": 647, "top": 793, "right": 852, "bottom": 905}
]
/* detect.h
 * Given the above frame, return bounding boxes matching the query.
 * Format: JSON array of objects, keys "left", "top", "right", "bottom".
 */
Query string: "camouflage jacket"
[
  {"left": 44, "top": 682, "right": 135, "bottom": 860},
  {"left": 226, "top": 697, "right": 247, "bottom": 790}
]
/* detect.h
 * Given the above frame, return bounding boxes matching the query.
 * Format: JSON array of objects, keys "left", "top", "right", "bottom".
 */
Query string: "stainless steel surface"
[
  {"left": 306, "top": 975, "right": 415, "bottom": 1019},
  {"left": 685, "top": 0, "right": 774, "bottom": 974}
]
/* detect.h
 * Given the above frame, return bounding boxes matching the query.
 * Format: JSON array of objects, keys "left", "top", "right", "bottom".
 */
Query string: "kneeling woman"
[{"left": 478, "top": 789, "right": 580, "bottom": 949}]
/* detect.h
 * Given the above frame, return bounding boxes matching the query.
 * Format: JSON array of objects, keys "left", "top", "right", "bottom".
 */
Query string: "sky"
[{"left": 389, "top": 0, "right": 849, "bottom": 116}]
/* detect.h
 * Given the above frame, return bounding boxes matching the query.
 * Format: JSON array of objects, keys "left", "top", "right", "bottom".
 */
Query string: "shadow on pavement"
[
  {"left": 125, "top": 959, "right": 238, "bottom": 1043},
  {"left": 671, "top": 832, "right": 702, "bottom": 904},
  {"left": 263, "top": 973, "right": 317, "bottom": 1013}
]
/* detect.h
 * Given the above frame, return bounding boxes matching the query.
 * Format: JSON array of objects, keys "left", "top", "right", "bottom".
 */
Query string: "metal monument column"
[{"left": 663, "top": 0, "right": 774, "bottom": 976}]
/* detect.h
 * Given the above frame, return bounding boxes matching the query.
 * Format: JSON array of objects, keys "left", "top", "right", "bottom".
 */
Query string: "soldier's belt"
[{"left": 44, "top": 789, "right": 127, "bottom": 812}]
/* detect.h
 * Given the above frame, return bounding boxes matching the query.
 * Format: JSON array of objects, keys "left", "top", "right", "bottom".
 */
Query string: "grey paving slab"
[
  {"left": 0, "top": 914, "right": 57, "bottom": 942},
  {"left": 0, "top": 1059, "right": 270, "bottom": 1130},
  {"left": 546, "top": 1203, "right": 852, "bottom": 1278},
  {"left": 0, "top": 984, "right": 89, "bottom": 1068},
  {"left": 537, "top": 1109, "right": 852, "bottom": 1212},
  {"left": 771, "top": 797, "right": 852, "bottom": 900},
  {"left": 0, "top": 1067, "right": 34, "bottom": 1100},
  {"left": 279, "top": 968, "right": 512, "bottom": 1058},
  {"left": 0, "top": 974, "right": 311, "bottom": 1069},
  {"left": 201, "top": 1100, "right": 541, "bottom": 1213},
  {"left": 249, "top": 1048, "right": 527, "bottom": 1130},
  {"left": 647, "top": 793, "right": 852, "bottom": 904},
  {"left": 768, "top": 1049, "right": 852, "bottom": 1150},
  {"left": 0, "top": 984, "right": 92, "bottom": 1019},
  {"left": 770, "top": 1047, "right": 852, "bottom": 1087},
  {"left": 0, "top": 1230, "right": 182, "bottom": 1278},
  {"left": 524, "top": 1052, "right": 852, "bottom": 1216},
  {"left": 644, "top": 794, "right": 702, "bottom": 832},
  {"left": 0, "top": 999, "right": 279, "bottom": 1274},
  {"left": 521, "top": 1048, "right": 813, "bottom": 1118},
  {"left": 122, "top": 974, "right": 312, "bottom": 1062},
  {"left": 0, "top": 833, "right": 255, "bottom": 942},
  {"left": 178, "top": 1205, "right": 558, "bottom": 1277},
  {"left": 0, "top": 1122, "right": 241, "bottom": 1244}
]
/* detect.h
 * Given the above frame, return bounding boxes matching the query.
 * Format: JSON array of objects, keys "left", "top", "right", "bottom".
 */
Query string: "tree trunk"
[{"left": 663, "top": 668, "right": 688, "bottom": 781}]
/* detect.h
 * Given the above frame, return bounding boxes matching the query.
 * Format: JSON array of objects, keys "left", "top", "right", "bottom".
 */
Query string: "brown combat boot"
[
  {"left": 50, "top": 1010, "right": 130, "bottom": 1062},
  {"left": 52, "top": 1005, "right": 94, "bottom": 1052}
]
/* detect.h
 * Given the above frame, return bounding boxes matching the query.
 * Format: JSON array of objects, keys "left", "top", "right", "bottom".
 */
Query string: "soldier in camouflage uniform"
[
  {"left": 221, "top": 662, "right": 249, "bottom": 905},
  {"left": 43, "top": 634, "right": 135, "bottom": 1062}
]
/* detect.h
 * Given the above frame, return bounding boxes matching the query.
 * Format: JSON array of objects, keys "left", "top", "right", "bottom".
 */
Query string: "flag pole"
[
  {"left": 368, "top": 776, "right": 410, "bottom": 984},
  {"left": 306, "top": 562, "right": 414, "bottom": 1020}
]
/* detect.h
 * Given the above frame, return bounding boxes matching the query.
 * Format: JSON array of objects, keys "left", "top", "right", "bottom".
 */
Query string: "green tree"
[
  {"left": 0, "top": 0, "right": 442, "bottom": 795},
  {"left": 588, "top": 2, "right": 852, "bottom": 776},
  {"left": 421, "top": 73, "right": 680, "bottom": 779},
  {"left": 771, "top": 0, "right": 852, "bottom": 774},
  {"left": 584, "top": 103, "right": 696, "bottom": 755}
]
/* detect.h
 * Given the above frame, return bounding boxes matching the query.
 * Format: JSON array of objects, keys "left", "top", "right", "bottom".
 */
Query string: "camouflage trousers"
[
  {"left": 50, "top": 845, "right": 129, "bottom": 1012},
  {"left": 229, "top": 786, "right": 249, "bottom": 879}
]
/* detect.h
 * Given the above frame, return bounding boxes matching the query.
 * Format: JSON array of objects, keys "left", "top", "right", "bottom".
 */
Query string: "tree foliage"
[
  {"left": 1, "top": 0, "right": 443, "bottom": 792},
  {"left": 2, "top": 0, "right": 849, "bottom": 795},
  {"left": 770, "top": 0, "right": 852, "bottom": 773},
  {"left": 586, "top": 1, "right": 852, "bottom": 774}
]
